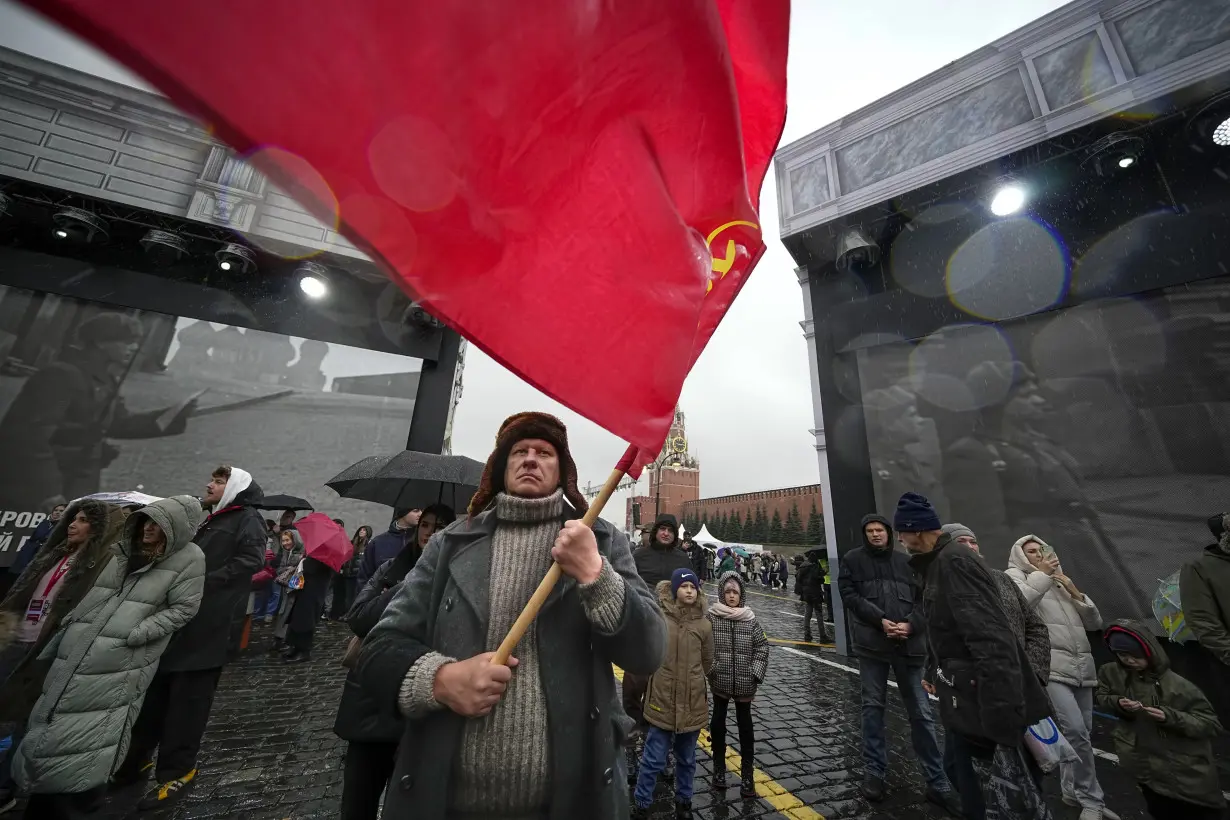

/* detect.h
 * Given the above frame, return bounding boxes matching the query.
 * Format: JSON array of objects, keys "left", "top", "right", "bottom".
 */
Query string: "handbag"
[{"left": 341, "top": 635, "right": 363, "bottom": 669}]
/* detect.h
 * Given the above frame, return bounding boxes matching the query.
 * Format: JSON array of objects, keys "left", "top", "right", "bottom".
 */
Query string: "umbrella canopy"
[
  {"left": 255, "top": 494, "right": 315, "bottom": 512},
  {"left": 294, "top": 513, "right": 353, "bottom": 573},
  {"left": 77, "top": 491, "right": 163, "bottom": 507},
  {"left": 1152, "top": 570, "right": 1194, "bottom": 644},
  {"left": 327, "top": 450, "right": 484, "bottom": 512}
]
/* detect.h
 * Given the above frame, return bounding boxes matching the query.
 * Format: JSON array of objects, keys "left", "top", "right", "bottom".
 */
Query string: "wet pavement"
[{"left": 38, "top": 587, "right": 1192, "bottom": 819}]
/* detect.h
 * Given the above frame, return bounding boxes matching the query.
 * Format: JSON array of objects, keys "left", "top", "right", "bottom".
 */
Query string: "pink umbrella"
[{"left": 293, "top": 513, "right": 353, "bottom": 573}]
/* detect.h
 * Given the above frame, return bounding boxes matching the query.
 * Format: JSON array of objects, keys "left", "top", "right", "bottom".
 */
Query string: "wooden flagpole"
[{"left": 491, "top": 463, "right": 629, "bottom": 666}]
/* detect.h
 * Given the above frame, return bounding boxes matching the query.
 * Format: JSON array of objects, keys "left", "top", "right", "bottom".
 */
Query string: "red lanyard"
[{"left": 42, "top": 555, "right": 73, "bottom": 597}]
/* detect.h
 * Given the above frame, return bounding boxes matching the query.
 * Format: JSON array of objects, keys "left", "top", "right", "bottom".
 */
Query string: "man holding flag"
[
  {"left": 358, "top": 412, "right": 666, "bottom": 819},
  {"left": 19, "top": 1, "right": 791, "bottom": 814}
]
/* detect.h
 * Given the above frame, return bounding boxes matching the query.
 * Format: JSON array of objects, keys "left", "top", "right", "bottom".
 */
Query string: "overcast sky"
[{"left": 0, "top": 0, "right": 1069, "bottom": 527}]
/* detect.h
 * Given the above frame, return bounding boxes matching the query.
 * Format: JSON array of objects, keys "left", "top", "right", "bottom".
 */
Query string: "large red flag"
[{"left": 25, "top": 1, "right": 789, "bottom": 460}]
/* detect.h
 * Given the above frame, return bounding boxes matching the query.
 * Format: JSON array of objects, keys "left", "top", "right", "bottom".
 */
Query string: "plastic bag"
[
  {"left": 1023, "top": 716, "right": 1079, "bottom": 773},
  {"left": 288, "top": 559, "right": 306, "bottom": 591}
]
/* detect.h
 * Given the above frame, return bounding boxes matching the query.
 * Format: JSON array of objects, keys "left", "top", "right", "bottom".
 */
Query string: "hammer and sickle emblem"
[{"left": 706, "top": 220, "right": 759, "bottom": 292}]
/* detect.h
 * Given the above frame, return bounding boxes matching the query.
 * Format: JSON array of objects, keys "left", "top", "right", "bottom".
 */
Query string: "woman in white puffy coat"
[{"left": 1006, "top": 535, "right": 1116, "bottom": 820}]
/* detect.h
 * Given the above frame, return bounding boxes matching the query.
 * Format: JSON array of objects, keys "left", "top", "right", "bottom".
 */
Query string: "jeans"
[
  {"left": 258, "top": 584, "right": 282, "bottom": 617},
  {"left": 633, "top": 727, "right": 699, "bottom": 808},
  {"left": 1047, "top": 681, "right": 1104, "bottom": 810},
  {"left": 802, "top": 600, "right": 826, "bottom": 639},
  {"left": 858, "top": 656, "right": 948, "bottom": 790}
]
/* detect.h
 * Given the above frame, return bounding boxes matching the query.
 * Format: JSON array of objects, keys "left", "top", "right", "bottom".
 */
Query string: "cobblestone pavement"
[{"left": 68, "top": 586, "right": 1206, "bottom": 820}]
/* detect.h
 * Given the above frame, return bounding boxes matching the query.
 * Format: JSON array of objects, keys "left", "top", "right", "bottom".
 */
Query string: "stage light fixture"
[
  {"left": 1215, "top": 116, "right": 1230, "bottom": 147},
  {"left": 834, "top": 225, "right": 880, "bottom": 272},
  {"left": 296, "top": 261, "right": 330, "bottom": 299},
  {"left": 989, "top": 184, "right": 1027, "bottom": 216},
  {"left": 214, "top": 243, "right": 256, "bottom": 275},
  {"left": 139, "top": 229, "right": 190, "bottom": 264},
  {"left": 51, "top": 207, "right": 109, "bottom": 243}
]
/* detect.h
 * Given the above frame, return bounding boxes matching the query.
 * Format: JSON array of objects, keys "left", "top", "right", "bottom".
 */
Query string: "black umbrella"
[
  {"left": 326, "top": 450, "right": 485, "bottom": 512},
  {"left": 255, "top": 494, "right": 315, "bottom": 512}
]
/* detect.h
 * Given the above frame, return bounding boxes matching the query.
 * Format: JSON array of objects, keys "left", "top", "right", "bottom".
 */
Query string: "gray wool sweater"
[{"left": 397, "top": 489, "right": 626, "bottom": 816}]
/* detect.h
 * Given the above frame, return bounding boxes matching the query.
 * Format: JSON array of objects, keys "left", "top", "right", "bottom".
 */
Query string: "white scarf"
[{"left": 709, "top": 602, "right": 755, "bottom": 622}]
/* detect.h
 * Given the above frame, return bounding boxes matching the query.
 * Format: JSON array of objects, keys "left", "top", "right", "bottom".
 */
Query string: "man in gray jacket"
[{"left": 359, "top": 412, "right": 666, "bottom": 820}]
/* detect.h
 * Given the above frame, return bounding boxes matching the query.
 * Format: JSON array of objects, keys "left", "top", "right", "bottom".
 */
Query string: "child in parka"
[
  {"left": 1095, "top": 620, "right": 1225, "bottom": 820},
  {"left": 707, "top": 570, "right": 769, "bottom": 798},
  {"left": 633, "top": 568, "right": 713, "bottom": 820}
]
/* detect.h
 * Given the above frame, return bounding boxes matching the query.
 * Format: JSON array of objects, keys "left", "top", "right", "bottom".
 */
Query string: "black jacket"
[
  {"left": 160, "top": 482, "right": 266, "bottom": 672},
  {"left": 632, "top": 514, "right": 692, "bottom": 587},
  {"left": 910, "top": 532, "right": 1051, "bottom": 747},
  {"left": 333, "top": 547, "right": 420, "bottom": 743},
  {"left": 837, "top": 515, "right": 925, "bottom": 662}
]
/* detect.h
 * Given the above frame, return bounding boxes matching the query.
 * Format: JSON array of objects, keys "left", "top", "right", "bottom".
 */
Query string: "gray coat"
[
  {"left": 13, "top": 496, "right": 206, "bottom": 794},
  {"left": 358, "top": 507, "right": 666, "bottom": 820}
]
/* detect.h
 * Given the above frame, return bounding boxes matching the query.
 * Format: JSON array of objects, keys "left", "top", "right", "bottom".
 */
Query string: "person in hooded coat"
[
  {"left": 1095, "top": 620, "right": 1225, "bottom": 820},
  {"left": 0, "top": 499, "right": 126, "bottom": 811},
  {"left": 12, "top": 496, "right": 206, "bottom": 819},
  {"left": 625, "top": 513, "right": 694, "bottom": 780},
  {"left": 1005, "top": 534, "right": 1112, "bottom": 820},
  {"left": 111, "top": 465, "right": 265, "bottom": 812}
]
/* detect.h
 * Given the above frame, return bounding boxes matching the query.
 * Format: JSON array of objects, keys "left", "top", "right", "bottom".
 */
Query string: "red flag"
[{"left": 26, "top": 1, "right": 789, "bottom": 455}]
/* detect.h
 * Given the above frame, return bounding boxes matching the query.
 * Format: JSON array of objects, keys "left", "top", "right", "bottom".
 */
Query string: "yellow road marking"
[{"left": 612, "top": 665, "right": 825, "bottom": 820}]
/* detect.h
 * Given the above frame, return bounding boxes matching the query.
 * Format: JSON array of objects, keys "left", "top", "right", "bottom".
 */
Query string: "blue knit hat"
[
  {"left": 894, "top": 492, "right": 941, "bottom": 533},
  {"left": 671, "top": 567, "right": 699, "bottom": 597}
]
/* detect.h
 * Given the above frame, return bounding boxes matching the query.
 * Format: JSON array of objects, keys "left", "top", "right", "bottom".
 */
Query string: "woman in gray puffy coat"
[{"left": 12, "top": 496, "right": 206, "bottom": 818}]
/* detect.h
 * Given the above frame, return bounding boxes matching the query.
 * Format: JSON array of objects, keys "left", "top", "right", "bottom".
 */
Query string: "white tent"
[{"left": 692, "top": 525, "right": 724, "bottom": 546}]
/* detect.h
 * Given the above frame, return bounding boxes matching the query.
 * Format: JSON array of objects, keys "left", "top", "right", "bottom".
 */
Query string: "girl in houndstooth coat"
[{"left": 707, "top": 571, "right": 769, "bottom": 797}]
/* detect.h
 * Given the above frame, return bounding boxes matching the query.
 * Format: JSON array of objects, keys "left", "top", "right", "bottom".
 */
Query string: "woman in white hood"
[{"left": 1006, "top": 535, "right": 1114, "bottom": 820}]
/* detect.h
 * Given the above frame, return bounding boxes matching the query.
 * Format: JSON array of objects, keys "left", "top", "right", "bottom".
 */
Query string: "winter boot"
[
  {"left": 712, "top": 768, "right": 727, "bottom": 790},
  {"left": 675, "top": 801, "right": 693, "bottom": 819},
  {"left": 740, "top": 766, "right": 756, "bottom": 799},
  {"left": 138, "top": 769, "right": 197, "bottom": 812}
]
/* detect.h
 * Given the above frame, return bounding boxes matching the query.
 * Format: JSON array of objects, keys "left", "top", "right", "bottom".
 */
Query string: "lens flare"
[{"left": 946, "top": 217, "right": 1069, "bottom": 321}]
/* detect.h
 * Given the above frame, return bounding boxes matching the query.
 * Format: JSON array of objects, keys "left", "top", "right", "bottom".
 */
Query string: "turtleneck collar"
[{"left": 495, "top": 488, "right": 565, "bottom": 524}]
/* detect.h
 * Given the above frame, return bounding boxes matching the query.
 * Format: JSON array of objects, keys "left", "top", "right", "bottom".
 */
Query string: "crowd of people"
[
  {"left": 1, "top": 412, "right": 1228, "bottom": 820},
  {"left": 839, "top": 491, "right": 1228, "bottom": 820}
]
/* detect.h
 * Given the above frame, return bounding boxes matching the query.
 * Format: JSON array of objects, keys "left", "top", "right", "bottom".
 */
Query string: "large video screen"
[
  {"left": 0, "top": 284, "right": 422, "bottom": 567},
  {"left": 852, "top": 275, "right": 1230, "bottom": 622}
]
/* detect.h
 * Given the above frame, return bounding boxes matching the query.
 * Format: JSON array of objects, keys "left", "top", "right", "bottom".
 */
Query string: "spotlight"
[
  {"left": 214, "top": 243, "right": 256, "bottom": 275},
  {"left": 1085, "top": 133, "right": 1145, "bottom": 178},
  {"left": 834, "top": 225, "right": 880, "bottom": 272},
  {"left": 1215, "top": 116, "right": 1230, "bottom": 147},
  {"left": 989, "top": 184, "right": 1027, "bottom": 216},
  {"left": 51, "top": 207, "right": 109, "bottom": 243},
  {"left": 139, "top": 229, "right": 189, "bottom": 265},
  {"left": 0, "top": 191, "right": 10, "bottom": 218},
  {"left": 296, "top": 261, "right": 329, "bottom": 299}
]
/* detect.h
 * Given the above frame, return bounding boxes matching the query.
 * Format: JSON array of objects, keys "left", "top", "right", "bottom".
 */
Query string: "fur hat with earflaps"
[{"left": 468, "top": 412, "right": 589, "bottom": 518}]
